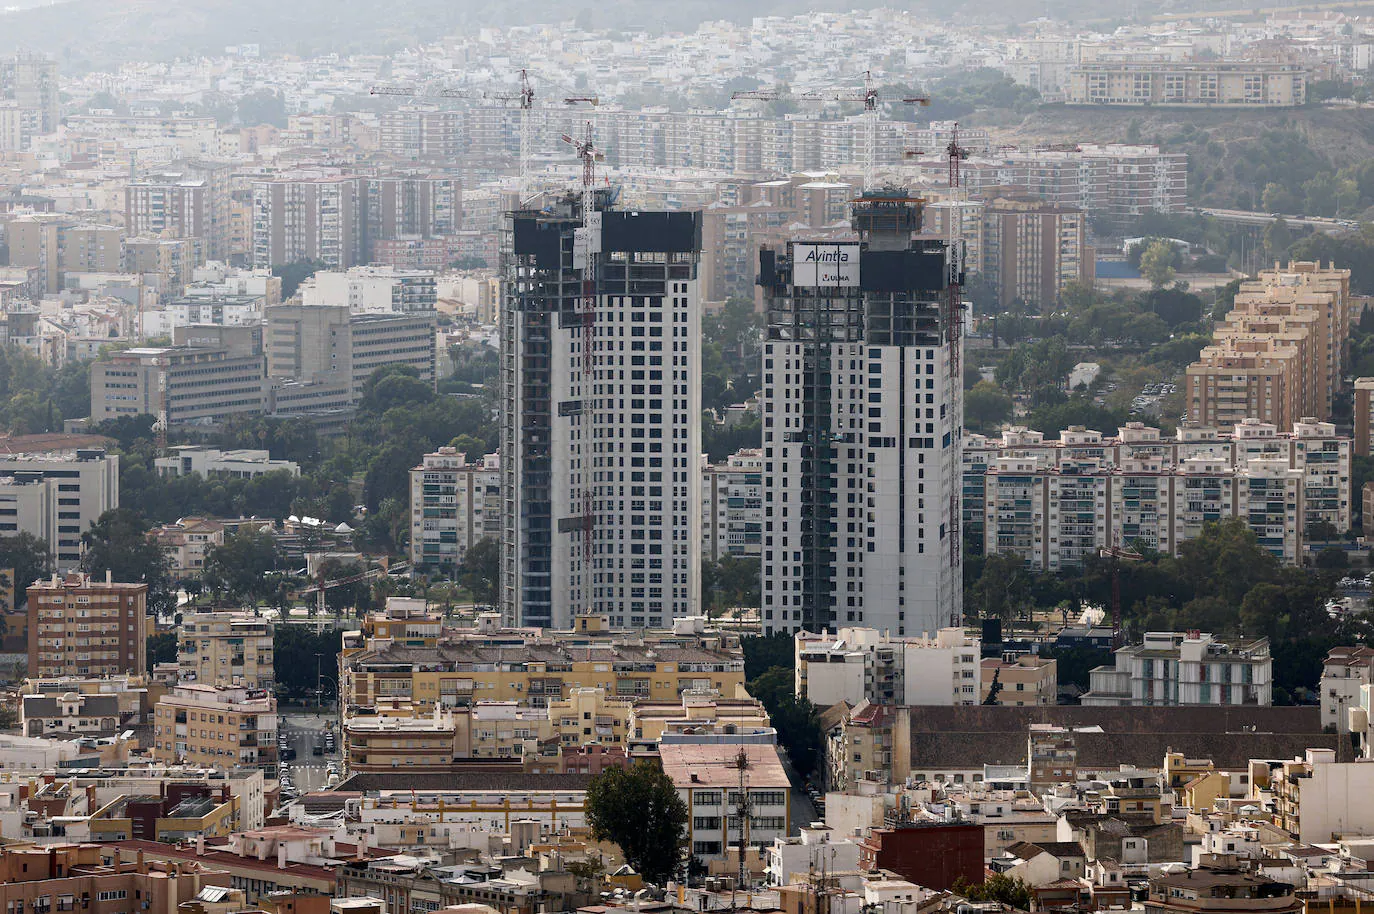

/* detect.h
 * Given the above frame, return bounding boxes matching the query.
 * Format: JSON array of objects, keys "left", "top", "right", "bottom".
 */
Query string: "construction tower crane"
[
  {"left": 561, "top": 122, "right": 605, "bottom": 608},
  {"left": 735, "top": 71, "right": 928, "bottom": 190},
  {"left": 370, "top": 72, "right": 597, "bottom": 186}
]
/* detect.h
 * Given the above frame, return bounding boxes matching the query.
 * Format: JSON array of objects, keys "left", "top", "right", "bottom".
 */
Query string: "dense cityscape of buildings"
[{"left": 0, "top": 7, "right": 1372, "bottom": 914}]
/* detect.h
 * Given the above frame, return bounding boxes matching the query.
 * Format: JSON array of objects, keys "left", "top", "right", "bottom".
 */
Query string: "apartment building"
[
  {"left": 1082, "top": 632, "right": 1272, "bottom": 706},
  {"left": 409, "top": 448, "right": 500, "bottom": 572},
  {"left": 759, "top": 191, "right": 962, "bottom": 636},
  {"left": 1319, "top": 646, "right": 1374, "bottom": 733},
  {"left": 90, "top": 333, "right": 267, "bottom": 427},
  {"left": 341, "top": 637, "right": 745, "bottom": 714},
  {"left": 916, "top": 145, "right": 1188, "bottom": 224},
  {"left": 377, "top": 107, "right": 463, "bottom": 162},
  {"left": 7, "top": 216, "right": 123, "bottom": 294},
  {"left": 1065, "top": 61, "right": 1307, "bottom": 107},
  {"left": 364, "top": 174, "right": 461, "bottom": 254},
  {"left": 178, "top": 611, "right": 275, "bottom": 689},
  {"left": 151, "top": 684, "right": 277, "bottom": 769},
  {"left": 126, "top": 175, "right": 210, "bottom": 250},
  {"left": 1355, "top": 378, "right": 1374, "bottom": 458},
  {"left": 2, "top": 53, "right": 59, "bottom": 133},
  {"left": 251, "top": 174, "right": 363, "bottom": 269},
  {"left": 1187, "top": 262, "right": 1352, "bottom": 430},
  {"left": 981, "top": 195, "right": 1092, "bottom": 310},
  {"left": 264, "top": 304, "right": 436, "bottom": 405},
  {"left": 500, "top": 191, "right": 703, "bottom": 630},
  {"left": 1258, "top": 748, "right": 1374, "bottom": 845},
  {"left": 795, "top": 627, "right": 982, "bottom": 707},
  {"left": 701, "top": 448, "right": 764, "bottom": 562},
  {"left": 965, "top": 419, "right": 1346, "bottom": 566},
  {"left": 149, "top": 517, "right": 224, "bottom": 579},
  {"left": 27, "top": 572, "right": 148, "bottom": 678},
  {"left": 0, "top": 446, "right": 119, "bottom": 570},
  {"left": 0, "top": 844, "right": 230, "bottom": 914}
]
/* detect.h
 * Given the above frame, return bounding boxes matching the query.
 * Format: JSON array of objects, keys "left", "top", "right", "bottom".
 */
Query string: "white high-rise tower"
[
  {"left": 759, "top": 190, "right": 963, "bottom": 636},
  {"left": 501, "top": 189, "right": 703, "bottom": 629}
]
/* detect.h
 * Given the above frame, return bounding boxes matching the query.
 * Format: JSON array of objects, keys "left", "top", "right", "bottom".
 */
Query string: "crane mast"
[{"left": 561, "top": 123, "right": 605, "bottom": 611}]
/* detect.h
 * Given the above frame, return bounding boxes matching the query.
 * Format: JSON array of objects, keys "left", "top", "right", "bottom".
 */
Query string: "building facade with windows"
[
  {"left": 1081, "top": 632, "right": 1272, "bottom": 706},
  {"left": 758, "top": 191, "right": 962, "bottom": 636},
  {"left": 701, "top": 448, "right": 764, "bottom": 562},
  {"left": 409, "top": 449, "right": 501, "bottom": 571},
  {"left": 151, "top": 684, "right": 277, "bottom": 769},
  {"left": 500, "top": 191, "right": 703, "bottom": 630},
  {"left": 27, "top": 573, "right": 147, "bottom": 678}
]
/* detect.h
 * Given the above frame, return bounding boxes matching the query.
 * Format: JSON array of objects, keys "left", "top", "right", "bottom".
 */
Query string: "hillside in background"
[
  {"left": 1002, "top": 106, "right": 1374, "bottom": 211},
  {"left": 0, "top": 0, "right": 1139, "bottom": 68}
]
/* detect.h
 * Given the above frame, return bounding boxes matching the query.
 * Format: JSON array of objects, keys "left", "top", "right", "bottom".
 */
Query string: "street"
[{"left": 278, "top": 710, "right": 339, "bottom": 794}]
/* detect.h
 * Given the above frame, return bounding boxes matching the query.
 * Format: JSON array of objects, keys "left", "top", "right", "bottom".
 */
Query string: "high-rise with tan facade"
[
  {"left": 1187, "top": 262, "right": 1352, "bottom": 431},
  {"left": 27, "top": 572, "right": 147, "bottom": 678}
]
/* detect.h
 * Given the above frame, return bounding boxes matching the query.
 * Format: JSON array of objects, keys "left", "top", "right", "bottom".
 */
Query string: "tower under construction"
[
  {"left": 500, "top": 188, "right": 703, "bottom": 629},
  {"left": 758, "top": 189, "right": 963, "bottom": 636}
]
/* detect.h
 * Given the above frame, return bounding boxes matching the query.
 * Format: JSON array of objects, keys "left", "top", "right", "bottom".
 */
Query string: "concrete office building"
[
  {"left": 27, "top": 572, "right": 148, "bottom": 678},
  {"left": 500, "top": 190, "right": 703, "bottom": 630},
  {"left": 264, "top": 304, "right": 436, "bottom": 405},
  {"left": 409, "top": 448, "right": 501, "bottom": 571},
  {"left": 701, "top": 448, "right": 764, "bottom": 562},
  {"left": 758, "top": 190, "right": 962, "bottom": 636},
  {"left": 89, "top": 326, "right": 267, "bottom": 427},
  {"left": 0, "top": 447, "right": 119, "bottom": 571},
  {"left": 251, "top": 174, "right": 363, "bottom": 270}
]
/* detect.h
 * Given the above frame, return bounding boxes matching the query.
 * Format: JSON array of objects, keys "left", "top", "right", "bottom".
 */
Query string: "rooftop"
[{"left": 658, "top": 743, "right": 790, "bottom": 788}]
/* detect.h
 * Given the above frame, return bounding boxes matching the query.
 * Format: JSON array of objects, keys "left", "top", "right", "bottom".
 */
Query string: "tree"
[
  {"left": 271, "top": 259, "right": 326, "bottom": 299},
  {"left": 1264, "top": 217, "right": 1293, "bottom": 257},
  {"left": 1315, "top": 547, "right": 1350, "bottom": 571},
  {"left": 585, "top": 762, "right": 688, "bottom": 884},
  {"left": 0, "top": 533, "right": 51, "bottom": 605},
  {"left": 237, "top": 89, "right": 287, "bottom": 128},
  {"left": 203, "top": 528, "right": 280, "bottom": 603},
  {"left": 964, "top": 381, "right": 1013, "bottom": 432},
  {"left": 273, "top": 625, "right": 341, "bottom": 703},
  {"left": 1139, "top": 240, "right": 1177, "bottom": 289},
  {"left": 146, "top": 631, "right": 177, "bottom": 672},
  {"left": 954, "top": 875, "right": 1033, "bottom": 910},
  {"left": 458, "top": 538, "right": 501, "bottom": 606},
  {"left": 81, "top": 509, "right": 175, "bottom": 616}
]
